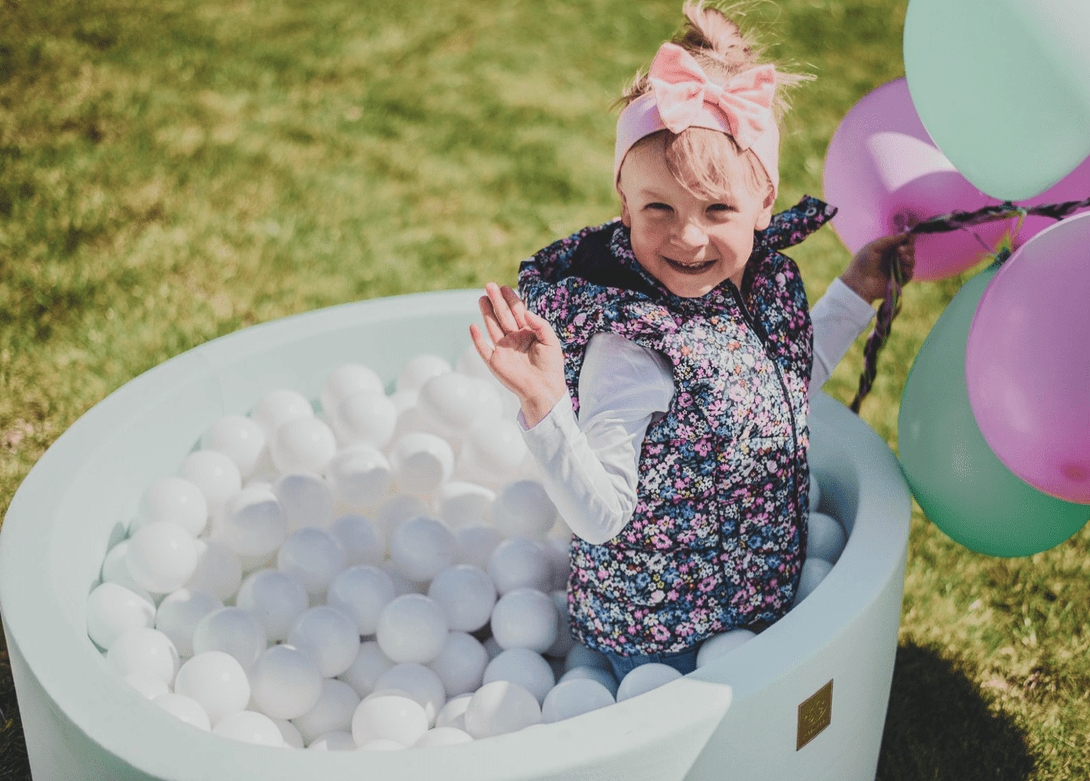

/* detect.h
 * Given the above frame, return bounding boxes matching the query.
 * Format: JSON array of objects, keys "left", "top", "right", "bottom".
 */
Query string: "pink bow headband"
[{"left": 614, "top": 42, "right": 780, "bottom": 195}]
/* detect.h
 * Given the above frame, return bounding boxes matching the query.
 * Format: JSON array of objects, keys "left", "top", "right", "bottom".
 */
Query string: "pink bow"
[{"left": 648, "top": 42, "right": 776, "bottom": 150}]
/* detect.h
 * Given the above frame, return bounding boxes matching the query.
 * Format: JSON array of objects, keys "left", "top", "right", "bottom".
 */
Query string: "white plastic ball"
[
  {"left": 559, "top": 665, "right": 619, "bottom": 698},
  {"left": 185, "top": 539, "right": 243, "bottom": 603},
  {"left": 249, "top": 644, "right": 323, "bottom": 721},
  {"left": 125, "top": 522, "right": 199, "bottom": 594},
  {"left": 212, "top": 710, "right": 284, "bottom": 746},
  {"left": 155, "top": 588, "right": 223, "bottom": 657},
  {"left": 326, "top": 445, "right": 391, "bottom": 509},
  {"left": 541, "top": 678, "right": 615, "bottom": 723},
  {"left": 205, "top": 415, "right": 266, "bottom": 479},
  {"left": 191, "top": 607, "right": 266, "bottom": 673},
  {"left": 307, "top": 731, "right": 358, "bottom": 751},
  {"left": 235, "top": 569, "right": 309, "bottom": 642},
  {"left": 374, "top": 494, "right": 430, "bottom": 538},
  {"left": 339, "top": 640, "right": 395, "bottom": 698},
  {"left": 251, "top": 388, "right": 314, "bottom": 439},
  {"left": 86, "top": 582, "right": 155, "bottom": 650},
  {"left": 417, "top": 372, "right": 497, "bottom": 433},
  {"left": 545, "top": 589, "right": 575, "bottom": 658},
  {"left": 435, "top": 693, "right": 473, "bottom": 729},
  {"left": 696, "top": 629, "right": 757, "bottom": 669},
  {"left": 291, "top": 679, "right": 361, "bottom": 745},
  {"left": 214, "top": 486, "right": 288, "bottom": 558},
  {"left": 326, "top": 565, "right": 396, "bottom": 636},
  {"left": 321, "top": 363, "right": 384, "bottom": 420},
  {"left": 564, "top": 643, "right": 612, "bottom": 673},
  {"left": 809, "top": 471, "right": 822, "bottom": 513},
  {"left": 277, "top": 527, "right": 346, "bottom": 597},
  {"left": 351, "top": 692, "right": 429, "bottom": 747},
  {"left": 181, "top": 450, "right": 242, "bottom": 511},
  {"left": 270, "top": 416, "right": 337, "bottom": 475},
  {"left": 487, "top": 537, "right": 552, "bottom": 594},
  {"left": 388, "top": 433, "right": 454, "bottom": 496},
  {"left": 616, "top": 663, "right": 683, "bottom": 702},
  {"left": 463, "top": 680, "right": 542, "bottom": 738},
  {"left": 807, "top": 512, "right": 847, "bottom": 565},
  {"left": 153, "top": 693, "right": 211, "bottom": 731},
  {"left": 376, "top": 594, "right": 449, "bottom": 664},
  {"left": 435, "top": 481, "right": 495, "bottom": 528},
  {"left": 389, "top": 516, "right": 457, "bottom": 582},
  {"left": 483, "top": 648, "right": 555, "bottom": 704},
  {"left": 287, "top": 606, "right": 361, "bottom": 678},
  {"left": 328, "top": 514, "right": 386, "bottom": 566},
  {"left": 107, "top": 627, "right": 179, "bottom": 686},
  {"left": 173, "top": 651, "right": 251, "bottom": 726},
  {"left": 792, "top": 558, "right": 834, "bottom": 607},
  {"left": 333, "top": 390, "right": 397, "bottom": 449},
  {"left": 383, "top": 564, "right": 429, "bottom": 596},
  {"left": 124, "top": 672, "right": 170, "bottom": 700},
  {"left": 455, "top": 524, "right": 503, "bottom": 570},
  {"left": 273, "top": 472, "right": 334, "bottom": 531},
  {"left": 457, "top": 419, "right": 529, "bottom": 486},
  {"left": 490, "top": 588, "right": 558, "bottom": 653},
  {"left": 396, "top": 354, "right": 451, "bottom": 393},
  {"left": 274, "top": 719, "right": 305, "bottom": 749},
  {"left": 100, "top": 541, "right": 152, "bottom": 598},
  {"left": 137, "top": 477, "right": 208, "bottom": 536},
  {"left": 492, "top": 480, "right": 557, "bottom": 539},
  {"left": 428, "top": 632, "right": 489, "bottom": 698},
  {"left": 427, "top": 564, "right": 497, "bottom": 633},
  {"left": 414, "top": 726, "right": 474, "bottom": 747},
  {"left": 373, "top": 663, "right": 447, "bottom": 725}
]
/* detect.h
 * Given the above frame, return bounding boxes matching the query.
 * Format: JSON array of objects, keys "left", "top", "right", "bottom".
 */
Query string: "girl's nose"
[{"left": 674, "top": 219, "right": 709, "bottom": 249}]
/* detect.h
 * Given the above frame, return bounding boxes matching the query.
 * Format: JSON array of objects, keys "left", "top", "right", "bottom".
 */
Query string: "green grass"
[{"left": 1, "top": 0, "right": 1088, "bottom": 777}]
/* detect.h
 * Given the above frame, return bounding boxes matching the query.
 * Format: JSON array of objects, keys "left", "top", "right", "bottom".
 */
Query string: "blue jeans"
[{"left": 602, "top": 646, "right": 700, "bottom": 681}]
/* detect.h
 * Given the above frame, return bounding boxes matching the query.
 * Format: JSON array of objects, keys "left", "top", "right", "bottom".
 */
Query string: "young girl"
[{"left": 469, "top": 0, "right": 914, "bottom": 679}]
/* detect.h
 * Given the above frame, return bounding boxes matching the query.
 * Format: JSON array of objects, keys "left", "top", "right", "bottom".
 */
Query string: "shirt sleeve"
[
  {"left": 518, "top": 332, "right": 673, "bottom": 545},
  {"left": 810, "top": 277, "right": 877, "bottom": 392}
]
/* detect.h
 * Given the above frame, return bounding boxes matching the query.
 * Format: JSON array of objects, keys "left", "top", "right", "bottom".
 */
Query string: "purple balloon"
[
  {"left": 823, "top": 78, "right": 1010, "bottom": 281},
  {"left": 965, "top": 212, "right": 1090, "bottom": 505}
]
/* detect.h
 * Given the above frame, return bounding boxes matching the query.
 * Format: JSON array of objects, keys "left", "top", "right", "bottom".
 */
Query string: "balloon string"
[{"left": 847, "top": 199, "right": 1043, "bottom": 414}]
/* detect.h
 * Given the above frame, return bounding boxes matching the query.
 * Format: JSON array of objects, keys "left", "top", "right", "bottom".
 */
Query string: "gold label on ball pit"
[{"left": 797, "top": 680, "right": 833, "bottom": 750}]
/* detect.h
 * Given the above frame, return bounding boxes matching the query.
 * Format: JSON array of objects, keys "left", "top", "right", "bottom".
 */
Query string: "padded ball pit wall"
[{"left": 0, "top": 289, "right": 911, "bottom": 781}]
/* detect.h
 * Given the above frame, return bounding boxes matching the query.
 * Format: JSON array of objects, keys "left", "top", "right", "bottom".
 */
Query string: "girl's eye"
[
  {"left": 645, "top": 202, "right": 673, "bottom": 213},
  {"left": 707, "top": 204, "right": 735, "bottom": 214}
]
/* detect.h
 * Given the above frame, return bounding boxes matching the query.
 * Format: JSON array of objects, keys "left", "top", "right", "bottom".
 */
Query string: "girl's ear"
[
  {"left": 619, "top": 190, "right": 632, "bottom": 228},
  {"left": 754, "top": 186, "right": 775, "bottom": 231}
]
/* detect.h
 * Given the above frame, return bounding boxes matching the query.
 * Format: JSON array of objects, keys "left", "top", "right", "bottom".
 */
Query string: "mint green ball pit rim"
[{"left": 0, "top": 289, "right": 911, "bottom": 781}]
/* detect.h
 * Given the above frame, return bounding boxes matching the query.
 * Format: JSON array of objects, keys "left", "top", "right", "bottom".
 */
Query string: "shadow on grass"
[
  {"left": 0, "top": 629, "right": 30, "bottom": 781},
  {"left": 878, "top": 641, "right": 1036, "bottom": 781}
]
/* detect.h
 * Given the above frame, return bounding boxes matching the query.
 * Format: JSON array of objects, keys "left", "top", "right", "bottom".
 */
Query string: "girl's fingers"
[
  {"left": 485, "top": 282, "right": 520, "bottom": 335},
  {"left": 500, "top": 285, "right": 529, "bottom": 329},
  {"left": 468, "top": 323, "right": 494, "bottom": 364},
  {"left": 525, "top": 308, "right": 558, "bottom": 347},
  {"left": 478, "top": 295, "right": 507, "bottom": 346}
]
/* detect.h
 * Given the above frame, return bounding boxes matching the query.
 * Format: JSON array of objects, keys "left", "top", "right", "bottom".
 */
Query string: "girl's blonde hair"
[{"left": 618, "top": 0, "right": 811, "bottom": 200}]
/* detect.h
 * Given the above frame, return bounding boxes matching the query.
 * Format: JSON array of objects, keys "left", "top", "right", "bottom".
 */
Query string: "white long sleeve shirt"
[{"left": 519, "top": 278, "right": 877, "bottom": 545}]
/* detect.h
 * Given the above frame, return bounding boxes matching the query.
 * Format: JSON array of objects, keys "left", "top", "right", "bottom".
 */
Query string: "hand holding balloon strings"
[{"left": 848, "top": 194, "right": 1090, "bottom": 413}]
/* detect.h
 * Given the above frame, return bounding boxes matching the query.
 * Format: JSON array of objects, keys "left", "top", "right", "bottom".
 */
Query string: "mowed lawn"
[{"left": 1, "top": 0, "right": 1087, "bottom": 778}]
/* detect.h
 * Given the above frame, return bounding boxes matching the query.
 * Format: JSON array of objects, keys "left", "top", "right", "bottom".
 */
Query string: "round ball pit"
[{"left": 0, "top": 289, "right": 911, "bottom": 781}]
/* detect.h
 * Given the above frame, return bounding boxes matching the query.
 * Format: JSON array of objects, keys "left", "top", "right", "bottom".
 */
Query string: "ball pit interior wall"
[{"left": 0, "top": 289, "right": 912, "bottom": 781}]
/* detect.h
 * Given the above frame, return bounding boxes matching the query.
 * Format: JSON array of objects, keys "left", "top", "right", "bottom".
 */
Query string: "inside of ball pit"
[{"left": 0, "top": 289, "right": 911, "bottom": 781}]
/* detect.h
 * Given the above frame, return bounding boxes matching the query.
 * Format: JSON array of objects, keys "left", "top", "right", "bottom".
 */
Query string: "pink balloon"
[
  {"left": 1011, "top": 154, "right": 1090, "bottom": 250},
  {"left": 965, "top": 212, "right": 1090, "bottom": 505},
  {"left": 823, "top": 78, "right": 1011, "bottom": 281}
]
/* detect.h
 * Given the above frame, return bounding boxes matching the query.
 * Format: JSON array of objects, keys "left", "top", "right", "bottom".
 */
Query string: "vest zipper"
[{"left": 724, "top": 280, "right": 804, "bottom": 556}]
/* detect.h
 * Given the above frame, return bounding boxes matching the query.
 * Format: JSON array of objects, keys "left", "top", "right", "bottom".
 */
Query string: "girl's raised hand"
[
  {"left": 469, "top": 283, "right": 567, "bottom": 428},
  {"left": 840, "top": 232, "right": 916, "bottom": 304}
]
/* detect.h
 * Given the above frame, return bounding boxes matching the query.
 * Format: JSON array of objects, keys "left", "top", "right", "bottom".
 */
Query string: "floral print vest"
[{"left": 519, "top": 196, "right": 837, "bottom": 656}]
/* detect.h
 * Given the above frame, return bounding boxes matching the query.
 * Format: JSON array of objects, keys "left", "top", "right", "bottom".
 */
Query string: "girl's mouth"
[{"left": 664, "top": 257, "right": 717, "bottom": 275}]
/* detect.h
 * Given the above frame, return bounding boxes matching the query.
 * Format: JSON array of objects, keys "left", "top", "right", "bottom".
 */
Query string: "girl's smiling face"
[{"left": 617, "top": 134, "right": 775, "bottom": 298}]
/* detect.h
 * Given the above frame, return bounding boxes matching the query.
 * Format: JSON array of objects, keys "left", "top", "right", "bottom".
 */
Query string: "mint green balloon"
[
  {"left": 903, "top": 0, "right": 1090, "bottom": 200},
  {"left": 898, "top": 263, "right": 1089, "bottom": 557}
]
